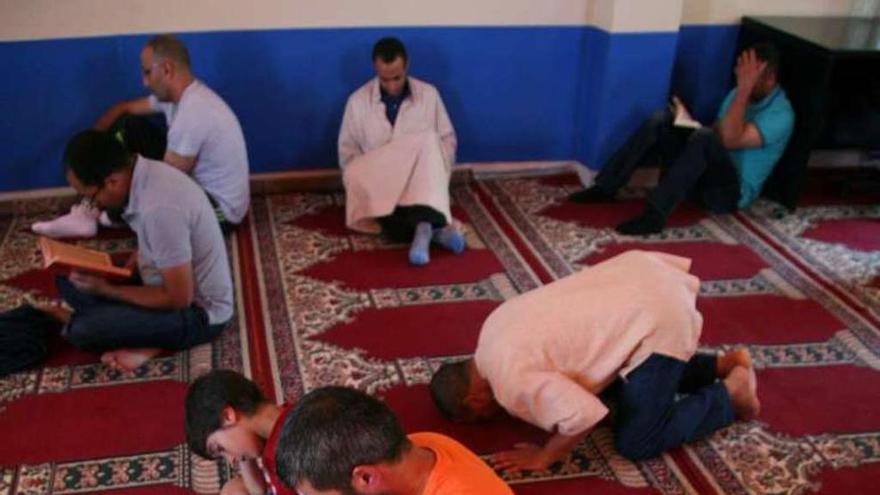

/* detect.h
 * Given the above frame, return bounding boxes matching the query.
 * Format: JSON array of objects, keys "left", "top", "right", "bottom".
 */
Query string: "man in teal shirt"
[{"left": 570, "top": 43, "right": 794, "bottom": 235}]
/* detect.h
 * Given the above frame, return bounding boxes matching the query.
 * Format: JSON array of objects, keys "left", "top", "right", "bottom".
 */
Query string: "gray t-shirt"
[
  {"left": 149, "top": 80, "right": 250, "bottom": 224},
  {"left": 123, "top": 156, "right": 234, "bottom": 324}
]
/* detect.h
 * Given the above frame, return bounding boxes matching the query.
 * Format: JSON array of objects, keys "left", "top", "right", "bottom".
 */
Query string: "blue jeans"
[
  {"left": 56, "top": 276, "right": 227, "bottom": 353},
  {"left": 594, "top": 109, "right": 741, "bottom": 218},
  {"left": 607, "top": 353, "right": 734, "bottom": 461}
]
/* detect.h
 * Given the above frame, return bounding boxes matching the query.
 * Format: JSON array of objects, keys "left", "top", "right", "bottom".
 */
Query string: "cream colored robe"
[
  {"left": 474, "top": 250, "right": 704, "bottom": 436},
  {"left": 338, "top": 77, "right": 457, "bottom": 233}
]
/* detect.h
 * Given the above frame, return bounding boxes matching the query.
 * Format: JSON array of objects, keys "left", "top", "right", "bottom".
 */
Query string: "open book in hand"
[
  {"left": 674, "top": 112, "right": 702, "bottom": 129},
  {"left": 39, "top": 237, "right": 132, "bottom": 279}
]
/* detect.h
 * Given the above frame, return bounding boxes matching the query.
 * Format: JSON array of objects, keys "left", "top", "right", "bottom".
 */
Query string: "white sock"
[{"left": 32, "top": 201, "right": 100, "bottom": 238}]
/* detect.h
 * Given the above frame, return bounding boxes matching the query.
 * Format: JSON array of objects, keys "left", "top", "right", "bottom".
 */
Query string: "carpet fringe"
[
  {"left": 188, "top": 342, "right": 214, "bottom": 380},
  {"left": 760, "top": 268, "right": 807, "bottom": 300},
  {"left": 699, "top": 218, "right": 738, "bottom": 245},
  {"left": 592, "top": 427, "right": 647, "bottom": 487},
  {"left": 190, "top": 453, "right": 222, "bottom": 494},
  {"left": 490, "top": 273, "right": 519, "bottom": 300},
  {"left": 836, "top": 330, "right": 880, "bottom": 371}
]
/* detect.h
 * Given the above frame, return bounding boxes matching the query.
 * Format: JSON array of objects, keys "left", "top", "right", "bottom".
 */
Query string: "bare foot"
[
  {"left": 723, "top": 366, "right": 761, "bottom": 421},
  {"left": 32, "top": 303, "right": 73, "bottom": 324},
  {"left": 717, "top": 348, "right": 753, "bottom": 377},
  {"left": 100, "top": 348, "right": 162, "bottom": 372}
]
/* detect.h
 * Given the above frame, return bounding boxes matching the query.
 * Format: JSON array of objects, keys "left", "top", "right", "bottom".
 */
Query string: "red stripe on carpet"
[
  {"left": 234, "top": 213, "right": 276, "bottom": 402},
  {"left": 472, "top": 181, "right": 555, "bottom": 285},
  {"left": 669, "top": 448, "right": 719, "bottom": 495},
  {"left": 317, "top": 302, "right": 500, "bottom": 360},
  {"left": 584, "top": 242, "right": 769, "bottom": 281},
  {"left": 698, "top": 296, "right": 845, "bottom": 344},
  {"left": 733, "top": 212, "right": 880, "bottom": 329},
  {"left": 1, "top": 381, "right": 187, "bottom": 464}
]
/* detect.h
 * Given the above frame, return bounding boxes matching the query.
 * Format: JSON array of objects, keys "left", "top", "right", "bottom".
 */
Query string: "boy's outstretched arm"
[{"left": 490, "top": 429, "right": 590, "bottom": 473}]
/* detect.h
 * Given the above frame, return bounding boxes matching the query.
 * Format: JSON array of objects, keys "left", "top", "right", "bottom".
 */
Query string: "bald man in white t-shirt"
[{"left": 33, "top": 34, "right": 249, "bottom": 237}]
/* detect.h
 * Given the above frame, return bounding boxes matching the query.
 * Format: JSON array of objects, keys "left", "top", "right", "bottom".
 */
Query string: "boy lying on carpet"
[
  {"left": 275, "top": 386, "right": 513, "bottom": 495},
  {"left": 185, "top": 370, "right": 294, "bottom": 495},
  {"left": 36, "top": 130, "right": 232, "bottom": 371},
  {"left": 430, "top": 250, "right": 760, "bottom": 472}
]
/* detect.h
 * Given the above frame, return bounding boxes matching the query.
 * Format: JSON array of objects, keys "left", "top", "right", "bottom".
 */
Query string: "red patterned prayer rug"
[
  {"left": 3, "top": 167, "right": 878, "bottom": 494},
  {"left": 0, "top": 197, "right": 245, "bottom": 494},
  {"left": 240, "top": 171, "right": 880, "bottom": 495}
]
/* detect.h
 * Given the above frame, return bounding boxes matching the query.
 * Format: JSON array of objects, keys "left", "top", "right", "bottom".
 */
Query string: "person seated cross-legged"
[{"left": 37, "top": 130, "right": 233, "bottom": 372}]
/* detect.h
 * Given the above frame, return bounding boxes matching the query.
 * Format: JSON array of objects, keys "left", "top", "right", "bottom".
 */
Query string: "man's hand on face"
[
  {"left": 735, "top": 49, "right": 767, "bottom": 93},
  {"left": 490, "top": 443, "right": 554, "bottom": 473}
]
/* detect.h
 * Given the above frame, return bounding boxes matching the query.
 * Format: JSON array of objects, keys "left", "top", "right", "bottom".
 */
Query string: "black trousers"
[
  {"left": 378, "top": 205, "right": 447, "bottom": 243},
  {"left": 109, "top": 114, "right": 167, "bottom": 160},
  {"left": 594, "top": 109, "right": 741, "bottom": 217}
]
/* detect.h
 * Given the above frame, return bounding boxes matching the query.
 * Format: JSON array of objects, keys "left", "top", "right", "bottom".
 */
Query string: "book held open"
[
  {"left": 670, "top": 96, "right": 702, "bottom": 129},
  {"left": 674, "top": 113, "right": 702, "bottom": 129},
  {"left": 39, "top": 237, "right": 131, "bottom": 279}
]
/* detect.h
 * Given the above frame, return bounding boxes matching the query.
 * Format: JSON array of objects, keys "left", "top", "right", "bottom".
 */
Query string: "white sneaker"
[{"left": 32, "top": 201, "right": 100, "bottom": 238}]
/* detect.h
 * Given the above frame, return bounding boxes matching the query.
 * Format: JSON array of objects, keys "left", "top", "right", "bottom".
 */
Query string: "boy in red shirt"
[{"left": 185, "top": 370, "right": 293, "bottom": 495}]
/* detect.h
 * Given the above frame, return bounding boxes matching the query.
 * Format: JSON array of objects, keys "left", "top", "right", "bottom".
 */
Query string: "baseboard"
[
  {"left": 250, "top": 160, "right": 586, "bottom": 194},
  {"left": 0, "top": 161, "right": 586, "bottom": 216}
]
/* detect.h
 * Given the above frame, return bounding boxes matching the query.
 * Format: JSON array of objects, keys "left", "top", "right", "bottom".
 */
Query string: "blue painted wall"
[
  {"left": 671, "top": 24, "right": 741, "bottom": 123},
  {"left": 0, "top": 26, "right": 681, "bottom": 192},
  {"left": 578, "top": 31, "right": 680, "bottom": 169}
]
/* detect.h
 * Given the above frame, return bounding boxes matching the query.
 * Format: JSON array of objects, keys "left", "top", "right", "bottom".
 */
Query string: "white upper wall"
[
  {"left": 683, "top": 0, "right": 879, "bottom": 25},
  {"left": 3, "top": 0, "right": 874, "bottom": 42},
  {"left": 593, "top": 0, "right": 684, "bottom": 33},
  {"left": 0, "top": 0, "right": 682, "bottom": 42}
]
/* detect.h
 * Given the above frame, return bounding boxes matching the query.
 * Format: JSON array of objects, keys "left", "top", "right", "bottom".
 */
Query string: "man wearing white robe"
[{"left": 338, "top": 37, "right": 465, "bottom": 266}]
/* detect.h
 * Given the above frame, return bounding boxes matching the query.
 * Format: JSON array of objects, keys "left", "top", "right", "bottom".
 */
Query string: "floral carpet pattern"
[{"left": 1, "top": 169, "right": 878, "bottom": 494}]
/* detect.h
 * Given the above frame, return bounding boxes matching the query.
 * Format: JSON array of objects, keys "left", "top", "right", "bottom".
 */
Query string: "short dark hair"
[
  {"left": 275, "top": 387, "right": 410, "bottom": 492},
  {"left": 429, "top": 360, "right": 472, "bottom": 421},
  {"left": 63, "top": 130, "right": 130, "bottom": 187},
  {"left": 372, "top": 37, "right": 407, "bottom": 64},
  {"left": 751, "top": 42, "right": 780, "bottom": 76},
  {"left": 184, "top": 370, "right": 266, "bottom": 459},
  {"left": 145, "top": 34, "right": 191, "bottom": 70}
]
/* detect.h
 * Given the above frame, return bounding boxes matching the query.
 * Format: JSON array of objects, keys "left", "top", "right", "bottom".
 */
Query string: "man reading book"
[
  {"left": 569, "top": 43, "right": 794, "bottom": 235},
  {"left": 37, "top": 129, "right": 233, "bottom": 371}
]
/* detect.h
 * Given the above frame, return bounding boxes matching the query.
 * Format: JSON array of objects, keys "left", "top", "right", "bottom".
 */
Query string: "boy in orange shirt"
[
  {"left": 184, "top": 370, "right": 294, "bottom": 495},
  {"left": 275, "top": 386, "right": 512, "bottom": 495}
]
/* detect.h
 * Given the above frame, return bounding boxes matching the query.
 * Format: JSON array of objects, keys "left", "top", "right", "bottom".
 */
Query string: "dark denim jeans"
[
  {"left": 56, "top": 276, "right": 227, "bottom": 353},
  {"left": 594, "top": 109, "right": 741, "bottom": 218},
  {"left": 606, "top": 353, "right": 734, "bottom": 461}
]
